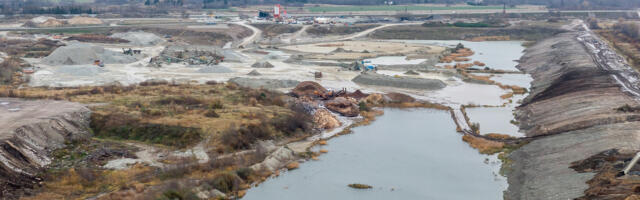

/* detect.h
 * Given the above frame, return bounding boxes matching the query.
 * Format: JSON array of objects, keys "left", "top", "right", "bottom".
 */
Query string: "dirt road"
[
  {"left": 233, "top": 22, "right": 261, "bottom": 47},
  {"left": 339, "top": 23, "right": 420, "bottom": 41}
]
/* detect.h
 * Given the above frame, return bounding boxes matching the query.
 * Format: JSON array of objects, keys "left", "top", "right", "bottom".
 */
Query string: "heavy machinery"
[{"left": 273, "top": 4, "right": 287, "bottom": 22}]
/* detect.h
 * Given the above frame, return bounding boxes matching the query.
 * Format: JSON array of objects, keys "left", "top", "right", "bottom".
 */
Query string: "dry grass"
[
  {"left": 462, "top": 135, "right": 504, "bottom": 154},
  {"left": 285, "top": 162, "right": 300, "bottom": 170},
  {"left": 500, "top": 92, "right": 514, "bottom": 99},
  {"left": 485, "top": 133, "right": 514, "bottom": 140},
  {"left": 26, "top": 164, "right": 155, "bottom": 199},
  {"left": 0, "top": 84, "right": 296, "bottom": 149}
]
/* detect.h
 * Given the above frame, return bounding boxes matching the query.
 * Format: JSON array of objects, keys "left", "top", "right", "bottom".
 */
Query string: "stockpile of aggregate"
[
  {"left": 43, "top": 43, "right": 137, "bottom": 65},
  {"left": 111, "top": 31, "right": 164, "bottom": 46}
]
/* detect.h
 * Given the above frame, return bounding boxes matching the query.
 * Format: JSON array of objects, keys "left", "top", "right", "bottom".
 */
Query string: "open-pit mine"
[{"left": 1, "top": 5, "right": 640, "bottom": 200}]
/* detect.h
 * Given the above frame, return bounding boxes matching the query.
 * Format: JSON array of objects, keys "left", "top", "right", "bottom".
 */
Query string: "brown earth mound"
[
  {"left": 291, "top": 81, "right": 327, "bottom": 98},
  {"left": 386, "top": 92, "right": 416, "bottom": 103}
]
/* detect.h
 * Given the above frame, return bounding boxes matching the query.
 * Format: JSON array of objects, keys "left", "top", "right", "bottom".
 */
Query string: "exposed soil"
[
  {"left": 251, "top": 24, "right": 302, "bottom": 38},
  {"left": 64, "top": 34, "right": 130, "bottom": 44},
  {"left": 306, "top": 24, "right": 380, "bottom": 36}
]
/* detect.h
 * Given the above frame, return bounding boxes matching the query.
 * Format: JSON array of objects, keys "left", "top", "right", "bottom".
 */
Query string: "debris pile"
[
  {"left": 149, "top": 46, "right": 226, "bottom": 67},
  {"left": 292, "top": 81, "right": 328, "bottom": 98},
  {"left": 313, "top": 108, "right": 341, "bottom": 129},
  {"left": 325, "top": 97, "right": 360, "bottom": 117}
]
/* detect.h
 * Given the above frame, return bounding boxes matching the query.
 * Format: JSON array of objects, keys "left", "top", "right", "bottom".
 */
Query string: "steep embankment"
[
  {"left": 505, "top": 32, "right": 640, "bottom": 199},
  {"left": 0, "top": 98, "right": 91, "bottom": 199}
]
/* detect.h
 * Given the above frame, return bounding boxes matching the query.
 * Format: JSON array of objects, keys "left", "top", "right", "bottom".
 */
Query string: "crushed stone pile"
[
  {"left": 196, "top": 65, "right": 233, "bottom": 73},
  {"left": 229, "top": 77, "right": 300, "bottom": 89},
  {"left": 55, "top": 65, "right": 107, "bottom": 76},
  {"left": 42, "top": 43, "right": 138, "bottom": 65},
  {"left": 352, "top": 73, "right": 446, "bottom": 90},
  {"left": 247, "top": 69, "right": 262, "bottom": 76},
  {"left": 111, "top": 32, "right": 164, "bottom": 46},
  {"left": 405, "top": 70, "right": 420, "bottom": 75},
  {"left": 251, "top": 61, "right": 275, "bottom": 68}
]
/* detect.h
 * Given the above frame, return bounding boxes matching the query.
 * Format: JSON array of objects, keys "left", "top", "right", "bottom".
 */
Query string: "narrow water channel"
[{"left": 243, "top": 108, "right": 506, "bottom": 200}]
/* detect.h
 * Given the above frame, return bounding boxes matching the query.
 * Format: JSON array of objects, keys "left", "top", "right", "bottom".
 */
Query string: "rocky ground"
[
  {"left": 506, "top": 31, "right": 640, "bottom": 200},
  {"left": 0, "top": 98, "right": 91, "bottom": 199}
]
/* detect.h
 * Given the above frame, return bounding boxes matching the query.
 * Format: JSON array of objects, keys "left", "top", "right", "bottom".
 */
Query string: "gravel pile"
[
  {"left": 42, "top": 43, "right": 138, "bottom": 65},
  {"left": 55, "top": 65, "right": 107, "bottom": 76},
  {"left": 352, "top": 73, "right": 446, "bottom": 90},
  {"left": 247, "top": 69, "right": 262, "bottom": 76},
  {"left": 229, "top": 77, "right": 299, "bottom": 89},
  {"left": 196, "top": 66, "right": 233, "bottom": 73},
  {"left": 251, "top": 61, "right": 274, "bottom": 68},
  {"left": 111, "top": 31, "right": 164, "bottom": 46}
]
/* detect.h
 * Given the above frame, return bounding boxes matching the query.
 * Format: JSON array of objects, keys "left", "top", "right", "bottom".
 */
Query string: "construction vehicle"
[{"left": 94, "top": 60, "right": 104, "bottom": 67}]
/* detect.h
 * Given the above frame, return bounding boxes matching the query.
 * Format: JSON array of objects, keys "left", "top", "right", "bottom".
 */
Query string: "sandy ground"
[{"left": 281, "top": 40, "right": 444, "bottom": 54}]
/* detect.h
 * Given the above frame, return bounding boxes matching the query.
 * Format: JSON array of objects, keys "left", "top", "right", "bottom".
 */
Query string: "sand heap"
[
  {"left": 40, "top": 19, "right": 64, "bottom": 27},
  {"left": 67, "top": 16, "right": 103, "bottom": 25},
  {"left": 25, "top": 16, "right": 64, "bottom": 27},
  {"left": 42, "top": 43, "right": 138, "bottom": 65},
  {"left": 30, "top": 16, "right": 55, "bottom": 24},
  {"left": 111, "top": 32, "right": 164, "bottom": 46}
]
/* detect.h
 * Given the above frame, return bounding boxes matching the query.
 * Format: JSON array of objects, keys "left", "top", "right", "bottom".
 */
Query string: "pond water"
[
  {"left": 465, "top": 107, "right": 524, "bottom": 137},
  {"left": 393, "top": 40, "right": 525, "bottom": 71},
  {"left": 243, "top": 109, "right": 506, "bottom": 200}
]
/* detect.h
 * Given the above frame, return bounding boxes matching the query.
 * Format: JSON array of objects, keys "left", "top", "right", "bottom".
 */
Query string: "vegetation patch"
[
  {"left": 348, "top": 183, "right": 372, "bottom": 189},
  {"left": 462, "top": 135, "right": 504, "bottom": 154}
]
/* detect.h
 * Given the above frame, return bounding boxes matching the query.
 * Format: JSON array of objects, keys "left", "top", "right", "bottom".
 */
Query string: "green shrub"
[
  {"left": 92, "top": 113, "right": 202, "bottom": 148},
  {"left": 208, "top": 172, "right": 240, "bottom": 193},
  {"left": 358, "top": 102, "right": 370, "bottom": 112},
  {"left": 236, "top": 168, "right": 253, "bottom": 180}
]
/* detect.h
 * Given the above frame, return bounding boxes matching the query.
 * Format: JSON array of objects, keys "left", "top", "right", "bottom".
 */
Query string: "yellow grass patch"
[{"left": 462, "top": 135, "right": 504, "bottom": 154}]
